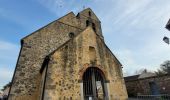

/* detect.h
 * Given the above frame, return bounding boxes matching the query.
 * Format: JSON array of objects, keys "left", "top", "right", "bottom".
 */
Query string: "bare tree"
[
  {"left": 155, "top": 60, "right": 170, "bottom": 75},
  {"left": 1, "top": 82, "right": 11, "bottom": 91},
  {"left": 134, "top": 68, "right": 148, "bottom": 75}
]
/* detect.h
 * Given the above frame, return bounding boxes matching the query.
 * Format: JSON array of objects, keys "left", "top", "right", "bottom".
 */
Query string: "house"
[
  {"left": 0, "top": 87, "right": 10, "bottom": 100},
  {"left": 124, "top": 72, "right": 170, "bottom": 97}
]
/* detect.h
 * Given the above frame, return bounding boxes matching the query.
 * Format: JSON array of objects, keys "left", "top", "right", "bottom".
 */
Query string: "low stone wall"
[{"left": 125, "top": 74, "right": 170, "bottom": 97}]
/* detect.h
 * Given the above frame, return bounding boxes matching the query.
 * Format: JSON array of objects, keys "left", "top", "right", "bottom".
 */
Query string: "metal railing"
[{"left": 137, "top": 94, "right": 170, "bottom": 100}]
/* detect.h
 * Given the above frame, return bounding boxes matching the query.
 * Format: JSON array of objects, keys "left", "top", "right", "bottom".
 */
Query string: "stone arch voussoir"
[{"left": 78, "top": 63, "right": 109, "bottom": 82}]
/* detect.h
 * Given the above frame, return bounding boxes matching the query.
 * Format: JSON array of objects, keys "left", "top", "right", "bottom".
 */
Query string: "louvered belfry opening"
[{"left": 83, "top": 67, "right": 106, "bottom": 100}]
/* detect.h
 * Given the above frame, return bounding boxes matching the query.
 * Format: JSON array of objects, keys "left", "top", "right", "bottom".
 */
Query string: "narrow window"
[
  {"left": 89, "top": 46, "right": 96, "bottom": 64},
  {"left": 92, "top": 23, "right": 96, "bottom": 32},
  {"left": 89, "top": 11, "right": 91, "bottom": 17},
  {"left": 76, "top": 13, "right": 80, "bottom": 18},
  {"left": 86, "top": 20, "right": 90, "bottom": 27}
]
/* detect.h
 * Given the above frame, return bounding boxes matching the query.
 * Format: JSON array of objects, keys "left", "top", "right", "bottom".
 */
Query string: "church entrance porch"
[{"left": 83, "top": 67, "right": 108, "bottom": 100}]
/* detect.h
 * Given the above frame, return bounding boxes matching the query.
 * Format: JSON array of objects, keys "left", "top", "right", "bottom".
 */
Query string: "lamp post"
[{"left": 166, "top": 19, "right": 170, "bottom": 31}]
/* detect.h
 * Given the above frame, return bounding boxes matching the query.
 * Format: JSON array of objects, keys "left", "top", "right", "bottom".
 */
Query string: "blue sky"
[{"left": 0, "top": 0, "right": 170, "bottom": 89}]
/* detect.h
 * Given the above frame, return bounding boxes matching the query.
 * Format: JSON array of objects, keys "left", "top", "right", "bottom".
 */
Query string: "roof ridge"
[{"left": 22, "top": 12, "right": 76, "bottom": 40}]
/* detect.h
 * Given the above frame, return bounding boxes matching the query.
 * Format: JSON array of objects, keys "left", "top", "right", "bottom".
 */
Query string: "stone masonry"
[{"left": 8, "top": 8, "right": 128, "bottom": 100}]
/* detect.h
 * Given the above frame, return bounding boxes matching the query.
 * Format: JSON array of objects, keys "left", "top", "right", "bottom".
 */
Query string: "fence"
[{"left": 137, "top": 94, "right": 170, "bottom": 100}]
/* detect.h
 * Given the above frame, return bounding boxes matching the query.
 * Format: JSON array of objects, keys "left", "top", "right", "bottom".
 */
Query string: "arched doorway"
[{"left": 83, "top": 67, "right": 108, "bottom": 100}]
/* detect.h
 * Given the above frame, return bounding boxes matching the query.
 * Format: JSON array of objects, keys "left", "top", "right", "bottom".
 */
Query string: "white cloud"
[
  {"left": 0, "top": 40, "right": 20, "bottom": 89},
  {"left": 0, "top": 0, "right": 169, "bottom": 90},
  {"left": 37, "top": 0, "right": 81, "bottom": 17},
  {"left": 0, "top": 41, "right": 19, "bottom": 50},
  {"left": 114, "top": 36, "right": 170, "bottom": 76},
  {"left": 100, "top": 0, "right": 170, "bottom": 76},
  {"left": 30, "top": 0, "right": 170, "bottom": 77},
  {"left": 114, "top": 49, "right": 158, "bottom": 76},
  {"left": 0, "top": 67, "right": 13, "bottom": 89},
  {"left": 99, "top": 0, "right": 170, "bottom": 37},
  {"left": 114, "top": 49, "right": 143, "bottom": 76},
  {"left": 0, "top": 41, "right": 20, "bottom": 61}
]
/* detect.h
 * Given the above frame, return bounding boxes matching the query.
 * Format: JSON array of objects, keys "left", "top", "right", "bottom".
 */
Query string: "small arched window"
[
  {"left": 86, "top": 20, "right": 90, "bottom": 27},
  {"left": 76, "top": 13, "right": 80, "bottom": 18},
  {"left": 92, "top": 23, "right": 96, "bottom": 32},
  {"left": 88, "top": 11, "right": 91, "bottom": 17},
  {"left": 69, "top": 32, "right": 75, "bottom": 38}
]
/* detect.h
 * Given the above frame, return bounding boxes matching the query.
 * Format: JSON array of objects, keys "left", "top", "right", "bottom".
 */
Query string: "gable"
[
  {"left": 79, "top": 8, "right": 100, "bottom": 22},
  {"left": 22, "top": 12, "right": 78, "bottom": 41},
  {"left": 22, "top": 8, "right": 102, "bottom": 42},
  {"left": 9, "top": 8, "right": 127, "bottom": 100},
  {"left": 71, "top": 26, "right": 121, "bottom": 66},
  {"left": 58, "top": 12, "right": 79, "bottom": 28}
]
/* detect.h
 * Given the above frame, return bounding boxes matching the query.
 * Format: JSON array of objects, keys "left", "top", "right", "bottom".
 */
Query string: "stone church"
[{"left": 8, "top": 8, "right": 127, "bottom": 100}]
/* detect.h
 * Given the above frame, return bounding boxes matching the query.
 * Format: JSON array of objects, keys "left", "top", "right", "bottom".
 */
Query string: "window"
[
  {"left": 86, "top": 20, "right": 90, "bottom": 27},
  {"left": 92, "top": 23, "right": 96, "bottom": 32},
  {"left": 83, "top": 67, "right": 108, "bottom": 100},
  {"left": 76, "top": 13, "right": 80, "bottom": 18},
  {"left": 89, "top": 46, "right": 96, "bottom": 64},
  {"left": 69, "top": 32, "right": 75, "bottom": 38},
  {"left": 89, "top": 11, "right": 91, "bottom": 17}
]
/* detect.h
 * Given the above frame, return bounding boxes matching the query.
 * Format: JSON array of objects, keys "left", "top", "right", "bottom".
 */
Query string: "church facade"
[{"left": 8, "top": 8, "right": 127, "bottom": 100}]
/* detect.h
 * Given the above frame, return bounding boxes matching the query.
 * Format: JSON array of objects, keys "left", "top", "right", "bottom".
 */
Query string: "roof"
[
  {"left": 124, "top": 75, "right": 139, "bottom": 81},
  {"left": 138, "top": 72, "right": 156, "bottom": 79},
  {"left": 79, "top": 8, "right": 100, "bottom": 22},
  {"left": 40, "top": 27, "right": 122, "bottom": 72},
  {"left": 22, "top": 8, "right": 100, "bottom": 41},
  {"left": 124, "top": 73, "right": 169, "bottom": 82},
  {"left": 22, "top": 12, "right": 76, "bottom": 40}
]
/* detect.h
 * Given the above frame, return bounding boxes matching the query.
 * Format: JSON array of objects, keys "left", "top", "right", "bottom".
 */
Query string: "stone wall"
[
  {"left": 125, "top": 74, "right": 170, "bottom": 97},
  {"left": 9, "top": 18, "right": 82, "bottom": 100},
  {"left": 78, "top": 8, "right": 104, "bottom": 39},
  {"left": 9, "top": 8, "right": 102, "bottom": 100},
  {"left": 9, "top": 8, "right": 127, "bottom": 100},
  {"left": 43, "top": 27, "right": 127, "bottom": 100}
]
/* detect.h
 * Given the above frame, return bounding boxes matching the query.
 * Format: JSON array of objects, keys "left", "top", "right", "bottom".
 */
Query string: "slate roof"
[
  {"left": 124, "top": 72, "right": 164, "bottom": 82},
  {"left": 138, "top": 72, "right": 156, "bottom": 79},
  {"left": 124, "top": 75, "right": 139, "bottom": 81}
]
